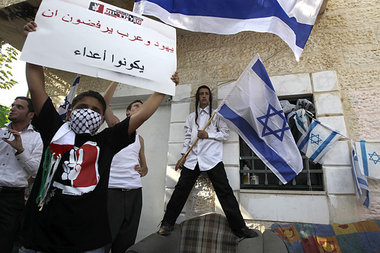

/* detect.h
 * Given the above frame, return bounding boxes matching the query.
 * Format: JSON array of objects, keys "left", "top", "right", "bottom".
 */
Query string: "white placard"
[{"left": 21, "top": 0, "right": 177, "bottom": 95}]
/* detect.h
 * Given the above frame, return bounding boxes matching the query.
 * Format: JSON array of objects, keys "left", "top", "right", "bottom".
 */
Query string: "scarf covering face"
[{"left": 69, "top": 108, "right": 103, "bottom": 136}]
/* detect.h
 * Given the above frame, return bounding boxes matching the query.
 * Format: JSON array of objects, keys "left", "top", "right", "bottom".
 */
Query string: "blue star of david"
[
  {"left": 310, "top": 133, "right": 322, "bottom": 145},
  {"left": 256, "top": 104, "right": 290, "bottom": 141},
  {"left": 368, "top": 152, "right": 380, "bottom": 165}
]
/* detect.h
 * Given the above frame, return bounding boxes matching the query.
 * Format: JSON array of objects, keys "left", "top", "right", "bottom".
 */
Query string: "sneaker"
[
  {"left": 158, "top": 221, "right": 174, "bottom": 236},
  {"left": 233, "top": 226, "right": 259, "bottom": 238}
]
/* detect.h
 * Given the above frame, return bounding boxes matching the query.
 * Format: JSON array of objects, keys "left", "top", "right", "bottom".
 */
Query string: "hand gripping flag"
[
  {"left": 133, "top": 0, "right": 324, "bottom": 61},
  {"left": 57, "top": 75, "right": 80, "bottom": 121},
  {"left": 351, "top": 142, "right": 370, "bottom": 207},
  {"left": 297, "top": 120, "right": 340, "bottom": 164},
  {"left": 217, "top": 54, "right": 302, "bottom": 184},
  {"left": 354, "top": 140, "right": 380, "bottom": 180}
]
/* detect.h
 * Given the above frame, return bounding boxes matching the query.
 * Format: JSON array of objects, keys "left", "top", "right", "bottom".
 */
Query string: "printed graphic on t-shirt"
[{"left": 53, "top": 141, "right": 100, "bottom": 195}]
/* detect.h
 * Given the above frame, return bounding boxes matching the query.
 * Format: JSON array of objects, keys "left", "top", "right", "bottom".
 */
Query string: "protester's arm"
[
  {"left": 103, "top": 82, "right": 121, "bottom": 127},
  {"left": 136, "top": 135, "right": 148, "bottom": 177},
  {"left": 3, "top": 129, "right": 43, "bottom": 175},
  {"left": 128, "top": 72, "right": 179, "bottom": 134},
  {"left": 24, "top": 21, "right": 48, "bottom": 116}
]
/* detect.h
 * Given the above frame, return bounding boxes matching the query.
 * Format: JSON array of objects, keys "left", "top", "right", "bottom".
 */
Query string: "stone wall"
[{"left": 173, "top": 0, "right": 380, "bottom": 220}]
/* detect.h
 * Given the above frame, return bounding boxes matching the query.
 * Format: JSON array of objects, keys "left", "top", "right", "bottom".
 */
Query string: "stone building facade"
[{"left": 1, "top": 0, "right": 379, "bottom": 240}]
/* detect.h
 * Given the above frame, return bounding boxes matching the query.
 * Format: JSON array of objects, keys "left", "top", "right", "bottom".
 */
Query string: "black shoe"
[
  {"left": 233, "top": 226, "right": 259, "bottom": 238},
  {"left": 158, "top": 221, "right": 174, "bottom": 236}
]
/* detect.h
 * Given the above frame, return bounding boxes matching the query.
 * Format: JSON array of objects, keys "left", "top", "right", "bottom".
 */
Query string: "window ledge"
[{"left": 240, "top": 189, "right": 327, "bottom": 196}]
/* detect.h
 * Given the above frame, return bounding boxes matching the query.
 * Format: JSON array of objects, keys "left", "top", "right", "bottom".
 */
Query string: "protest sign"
[{"left": 21, "top": 0, "right": 177, "bottom": 95}]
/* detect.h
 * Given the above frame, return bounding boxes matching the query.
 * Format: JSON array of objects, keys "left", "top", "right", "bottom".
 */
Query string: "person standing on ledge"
[{"left": 158, "top": 85, "right": 257, "bottom": 238}]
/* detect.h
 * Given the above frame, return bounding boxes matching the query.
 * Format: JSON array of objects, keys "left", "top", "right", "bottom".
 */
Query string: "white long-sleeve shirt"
[
  {"left": 0, "top": 123, "right": 43, "bottom": 187},
  {"left": 182, "top": 106, "right": 229, "bottom": 171}
]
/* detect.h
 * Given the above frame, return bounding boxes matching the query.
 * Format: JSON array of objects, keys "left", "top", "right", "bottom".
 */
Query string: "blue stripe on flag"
[
  {"left": 360, "top": 140, "right": 369, "bottom": 176},
  {"left": 298, "top": 120, "right": 319, "bottom": 150},
  {"left": 219, "top": 104, "right": 297, "bottom": 182},
  {"left": 357, "top": 177, "right": 369, "bottom": 187},
  {"left": 310, "top": 131, "right": 338, "bottom": 161},
  {"left": 135, "top": 0, "right": 313, "bottom": 48},
  {"left": 251, "top": 60, "right": 274, "bottom": 92}
]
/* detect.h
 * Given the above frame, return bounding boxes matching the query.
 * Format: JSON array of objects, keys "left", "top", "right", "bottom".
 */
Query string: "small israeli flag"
[
  {"left": 57, "top": 75, "right": 80, "bottom": 121},
  {"left": 297, "top": 120, "right": 340, "bottom": 164},
  {"left": 351, "top": 142, "right": 370, "bottom": 207},
  {"left": 355, "top": 140, "right": 380, "bottom": 180}
]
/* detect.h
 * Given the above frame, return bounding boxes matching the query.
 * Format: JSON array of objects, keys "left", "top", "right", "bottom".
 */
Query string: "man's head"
[
  {"left": 71, "top": 90, "right": 107, "bottom": 116},
  {"left": 8, "top": 97, "right": 35, "bottom": 124},
  {"left": 195, "top": 85, "right": 212, "bottom": 109},
  {"left": 126, "top": 100, "right": 143, "bottom": 117},
  {"left": 68, "top": 90, "right": 106, "bottom": 135}
]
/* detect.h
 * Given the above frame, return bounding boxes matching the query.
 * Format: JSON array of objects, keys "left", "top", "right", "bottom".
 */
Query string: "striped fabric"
[{"left": 180, "top": 213, "right": 237, "bottom": 253}]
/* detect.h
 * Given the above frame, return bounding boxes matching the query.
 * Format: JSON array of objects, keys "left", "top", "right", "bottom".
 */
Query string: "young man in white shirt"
[
  {"left": 103, "top": 82, "right": 148, "bottom": 253},
  {"left": 0, "top": 97, "right": 43, "bottom": 253},
  {"left": 158, "top": 85, "right": 257, "bottom": 238}
]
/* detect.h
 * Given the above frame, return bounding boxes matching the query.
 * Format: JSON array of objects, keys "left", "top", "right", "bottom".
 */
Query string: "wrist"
[{"left": 15, "top": 148, "right": 24, "bottom": 155}]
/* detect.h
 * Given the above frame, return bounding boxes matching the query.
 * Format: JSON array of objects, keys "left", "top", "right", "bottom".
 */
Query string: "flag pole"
[{"left": 177, "top": 111, "right": 217, "bottom": 169}]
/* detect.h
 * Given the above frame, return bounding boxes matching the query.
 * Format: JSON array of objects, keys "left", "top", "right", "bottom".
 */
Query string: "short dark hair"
[
  {"left": 72, "top": 90, "right": 106, "bottom": 114},
  {"left": 15, "top": 96, "right": 34, "bottom": 113},
  {"left": 127, "top": 99, "right": 143, "bottom": 111}
]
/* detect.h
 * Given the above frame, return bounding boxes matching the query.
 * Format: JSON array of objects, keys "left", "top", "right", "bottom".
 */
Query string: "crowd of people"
[{"left": 0, "top": 21, "right": 255, "bottom": 253}]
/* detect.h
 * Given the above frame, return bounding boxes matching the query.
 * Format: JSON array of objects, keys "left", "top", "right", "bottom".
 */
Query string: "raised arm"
[
  {"left": 128, "top": 72, "right": 179, "bottom": 134},
  {"left": 24, "top": 21, "right": 48, "bottom": 116},
  {"left": 103, "top": 82, "right": 121, "bottom": 127}
]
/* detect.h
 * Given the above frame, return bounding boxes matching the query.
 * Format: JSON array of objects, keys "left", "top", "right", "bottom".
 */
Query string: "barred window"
[{"left": 239, "top": 96, "right": 323, "bottom": 191}]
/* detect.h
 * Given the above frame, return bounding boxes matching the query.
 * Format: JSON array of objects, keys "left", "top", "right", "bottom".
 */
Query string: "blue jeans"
[{"left": 19, "top": 246, "right": 105, "bottom": 253}]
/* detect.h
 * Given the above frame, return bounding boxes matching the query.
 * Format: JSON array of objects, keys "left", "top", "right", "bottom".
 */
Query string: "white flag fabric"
[
  {"left": 133, "top": 0, "right": 323, "bottom": 61},
  {"left": 351, "top": 142, "right": 370, "bottom": 207},
  {"left": 354, "top": 140, "right": 380, "bottom": 180},
  {"left": 57, "top": 75, "right": 80, "bottom": 121},
  {"left": 297, "top": 120, "right": 340, "bottom": 164},
  {"left": 217, "top": 54, "right": 302, "bottom": 184}
]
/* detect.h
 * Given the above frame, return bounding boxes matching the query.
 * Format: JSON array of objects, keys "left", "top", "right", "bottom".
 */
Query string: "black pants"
[
  {"left": 0, "top": 189, "right": 25, "bottom": 253},
  {"left": 106, "top": 188, "right": 142, "bottom": 253},
  {"left": 162, "top": 162, "right": 245, "bottom": 231}
]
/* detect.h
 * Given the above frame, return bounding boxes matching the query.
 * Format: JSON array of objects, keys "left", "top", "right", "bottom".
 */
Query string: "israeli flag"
[
  {"left": 355, "top": 140, "right": 380, "bottom": 180},
  {"left": 297, "top": 120, "right": 340, "bottom": 164},
  {"left": 57, "top": 75, "right": 80, "bottom": 121},
  {"left": 217, "top": 54, "right": 302, "bottom": 184},
  {"left": 133, "top": 0, "right": 323, "bottom": 61},
  {"left": 351, "top": 142, "right": 370, "bottom": 207}
]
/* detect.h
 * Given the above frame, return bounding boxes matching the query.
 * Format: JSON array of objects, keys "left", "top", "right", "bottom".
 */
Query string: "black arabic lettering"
[{"left": 115, "top": 58, "right": 127, "bottom": 67}]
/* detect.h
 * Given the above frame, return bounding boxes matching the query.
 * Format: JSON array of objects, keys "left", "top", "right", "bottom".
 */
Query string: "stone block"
[
  {"left": 169, "top": 123, "right": 185, "bottom": 142},
  {"left": 225, "top": 167, "right": 240, "bottom": 191},
  {"left": 314, "top": 92, "right": 343, "bottom": 116},
  {"left": 173, "top": 84, "right": 191, "bottom": 102},
  {"left": 270, "top": 74, "right": 312, "bottom": 96},
  {"left": 167, "top": 143, "right": 184, "bottom": 165},
  {"left": 170, "top": 102, "right": 190, "bottom": 123},
  {"left": 318, "top": 116, "right": 347, "bottom": 136},
  {"left": 322, "top": 140, "right": 351, "bottom": 166},
  {"left": 223, "top": 143, "right": 240, "bottom": 166},
  {"left": 324, "top": 166, "right": 355, "bottom": 194},
  {"left": 328, "top": 195, "right": 360, "bottom": 224},
  {"left": 240, "top": 193, "right": 329, "bottom": 224},
  {"left": 312, "top": 71, "right": 338, "bottom": 92}
]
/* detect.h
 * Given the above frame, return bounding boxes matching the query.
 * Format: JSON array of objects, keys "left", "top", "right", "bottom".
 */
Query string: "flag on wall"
[
  {"left": 217, "top": 54, "right": 303, "bottom": 184},
  {"left": 57, "top": 75, "right": 80, "bottom": 121},
  {"left": 133, "top": 0, "right": 324, "bottom": 61},
  {"left": 354, "top": 140, "right": 380, "bottom": 180},
  {"left": 351, "top": 143, "right": 370, "bottom": 207},
  {"left": 297, "top": 120, "right": 340, "bottom": 164}
]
